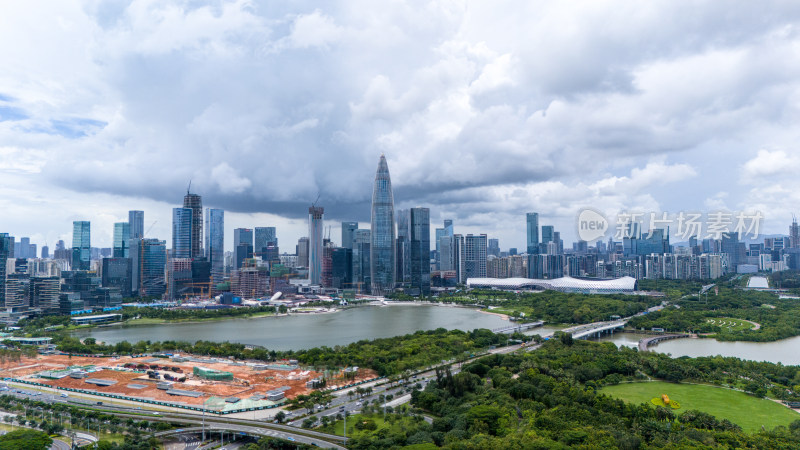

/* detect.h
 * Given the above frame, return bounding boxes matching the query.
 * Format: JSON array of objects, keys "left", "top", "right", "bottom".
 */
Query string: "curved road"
[{"left": 156, "top": 425, "right": 344, "bottom": 449}]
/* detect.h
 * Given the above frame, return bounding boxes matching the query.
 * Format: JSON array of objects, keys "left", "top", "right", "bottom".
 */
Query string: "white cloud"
[
  {"left": 211, "top": 162, "right": 252, "bottom": 194},
  {"left": 3, "top": 1, "right": 800, "bottom": 248}
]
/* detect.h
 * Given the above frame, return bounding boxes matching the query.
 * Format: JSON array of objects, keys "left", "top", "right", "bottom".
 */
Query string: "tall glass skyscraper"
[
  {"left": 129, "top": 210, "right": 144, "bottom": 296},
  {"left": 410, "top": 207, "right": 431, "bottom": 296},
  {"left": 341, "top": 222, "right": 358, "bottom": 250},
  {"left": 353, "top": 229, "right": 371, "bottom": 293},
  {"left": 183, "top": 192, "right": 203, "bottom": 258},
  {"left": 140, "top": 238, "right": 167, "bottom": 297},
  {"left": 255, "top": 227, "right": 278, "bottom": 257},
  {"left": 113, "top": 222, "right": 130, "bottom": 258},
  {"left": 526, "top": 212, "right": 539, "bottom": 254},
  {"left": 370, "top": 154, "right": 396, "bottom": 295},
  {"left": 129, "top": 211, "right": 144, "bottom": 240},
  {"left": 72, "top": 221, "right": 91, "bottom": 270},
  {"left": 0, "top": 233, "right": 12, "bottom": 307},
  {"left": 205, "top": 208, "right": 224, "bottom": 283},
  {"left": 396, "top": 209, "right": 410, "bottom": 284},
  {"left": 308, "top": 206, "right": 324, "bottom": 285},
  {"left": 172, "top": 208, "right": 193, "bottom": 259}
]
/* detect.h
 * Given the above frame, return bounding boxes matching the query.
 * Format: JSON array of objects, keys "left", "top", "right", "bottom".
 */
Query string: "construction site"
[{"left": 0, "top": 353, "right": 377, "bottom": 413}]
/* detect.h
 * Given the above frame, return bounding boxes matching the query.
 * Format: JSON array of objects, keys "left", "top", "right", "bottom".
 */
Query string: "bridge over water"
[{"left": 492, "top": 321, "right": 544, "bottom": 334}]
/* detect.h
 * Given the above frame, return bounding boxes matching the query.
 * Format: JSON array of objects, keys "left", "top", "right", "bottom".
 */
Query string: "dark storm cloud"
[{"left": 6, "top": 1, "right": 800, "bottom": 246}]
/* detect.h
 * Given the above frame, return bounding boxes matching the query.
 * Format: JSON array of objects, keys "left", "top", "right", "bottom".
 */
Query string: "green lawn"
[
  {"left": 319, "top": 413, "right": 420, "bottom": 438},
  {"left": 600, "top": 381, "right": 799, "bottom": 432}
]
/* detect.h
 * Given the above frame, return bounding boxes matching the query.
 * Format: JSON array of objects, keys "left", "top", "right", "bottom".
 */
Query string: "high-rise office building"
[
  {"left": 453, "top": 234, "right": 466, "bottom": 283},
  {"left": 297, "top": 237, "right": 309, "bottom": 268},
  {"left": 410, "top": 207, "right": 431, "bottom": 296},
  {"left": 488, "top": 238, "right": 500, "bottom": 257},
  {"left": 439, "top": 236, "right": 454, "bottom": 271},
  {"left": 308, "top": 206, "right": 324, "bottom": 285},
  {"left": 129, "top": 210, "right": 144, "bottom": 240},
  {"left": 172, "top": 208, "right": 193, "bottom": 259},
  {"left": 331, "top": 247, "right": 353, "bottom": 289},
  {"left": 465, "top": 234, "right": 488, "bottom": 279},
  {"left": 341, "top": 222, "right": 358, "bottom": 250},
  {"left": 254, "top": 227, "right": 278, "bottom": 259},
  {"left": 526, "top": 213, "right": 539, "bottom": 254},
  {"left": 370, "top": 154, "right": 396, "bottom": 295},
  {"left": 352, "top": 229, "right": 371, "bottom": 293},
  {"left": 72, "top": 221, "right": 91, "bottom": 270},
  {"left": 790, "top": 219, "right": 800, "bottom": 248},
  {"left": 129, "top": 210, "right": 144, "bottom": 295},
  {"left": 102, "top": 257, "right": 132, "bottom": 297},
  {"left": 434, "top": 227, "right": 446, "bottom": 269},
  {"left": 15, "top": 237, "right": 33, "bottom": 259},
  {"left": 0, "top": 233, "right": 12, "bottom": 307},
  {"left": 139, "top": 238, "right": 167, "bottom": 297},
  {"left": 41, "top": 245, "right": 49, "bottom": 259},
  {"left": 233, "top": 228, "right": 254, "bottom": 270},
  {"left": 113, "top": 222, "right": 130, "bottom": 258},
  {"left": 205, "top": 208, "right": 224, "bottom": 283},
  {"left": 183, "top": 192, "right": 203, "bottom": 258},
  {"left": 396, "top": 209, "right": 410, "bottom": 284},
  {"left": 541, "top": 225, "right": 554, "bottom": 245}
]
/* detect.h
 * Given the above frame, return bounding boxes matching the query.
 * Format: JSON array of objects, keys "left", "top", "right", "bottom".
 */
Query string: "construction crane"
[{"left": 144, "top": 220, "right": 157, "bottom": 237}]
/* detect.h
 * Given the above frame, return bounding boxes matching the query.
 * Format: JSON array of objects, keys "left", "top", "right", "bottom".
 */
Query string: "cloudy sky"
[{"left": 2, "top": 0, "right": 800, "bottom": 252}]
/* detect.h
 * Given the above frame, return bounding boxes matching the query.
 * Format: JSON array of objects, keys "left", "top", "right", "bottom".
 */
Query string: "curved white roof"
[{"left": 466, "top": 276, "right": 637, "bottom": 293}]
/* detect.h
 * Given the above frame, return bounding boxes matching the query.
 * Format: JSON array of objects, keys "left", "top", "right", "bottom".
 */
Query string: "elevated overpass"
[
  {"left": 155, "top": 425, "right": 345, "bottom": 449},
  {"left": 492, "top": 321, "right": 544, "bottom": 334}
]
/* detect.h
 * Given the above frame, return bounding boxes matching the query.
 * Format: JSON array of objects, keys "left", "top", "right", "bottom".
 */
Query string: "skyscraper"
[
  {"left": 233, "top": 228, "right": 254, "bottom": 270},
  {"left": 370, "top": 154, "right": 396, "bottom": 295},
  {"left": 453, "top": 234, "right": 466, "bottom": 283},
  {"left": 541, "top": 225, "right": 554, "bottom": 245},
  {"left": 410, "top": 207, "right": 431, "bottom": 296},
  {"left": 72, "top": 221, "right": 91, "bottom": 270},
  {"left": 790, "top": 219, "right": 800, "bottom": 248},
  {"left": 205, "top": 208, "right": 224, "bottom": 283},
  {"left": 139, "top": 238, "right": 167, "bottom": 297},
  {"left": 129, "top": 210, "right": 144, "bottom": 295},
  {"left": 0, "top": 233, "right": 12, "bottom": 307},
  {"left": 465, "top": 234, "right": 488, "bottom": 279},
  {"left": 41, "top": 245, "right": 49, "bottom": 259},
  {"left": 488, "top": 238, "right": 500, "bottom": 257},
  {"left": 352, "top": 229, "right": 371, "bottom": 293},
  {"left": 113, "top": 222, "right": 130, "bottom": 258},
  {"left": 129, "top": 211, "right": 144, "bottom": 240},
  {"left": 308, "top": 206, "right": 324, "bottom": 285},
  {"left": 172, "top": 208, "right": 193, "bottom": 259},
  {"left": 439, "top": 236, "right": 454, "bottom": 271},
  {"left": 183, "top": 192, "right": 203, "bottom": 258},
  {"left": 526, "top": 213, "right": 539, "bottom": 254},
  {"left": 341, "top": 222, "right": 358, "bottom": 250},
  {"left": 396, "top": 209, "right": 410, "bottom": 284},
  {"left": 255, "top": 227, "right": 278, "bottom": 258},
  {"left": 297, "top": 237, "right": 309, "bottom": 268}
]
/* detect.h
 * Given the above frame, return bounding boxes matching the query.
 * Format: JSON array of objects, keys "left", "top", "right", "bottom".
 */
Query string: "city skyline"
[{"left": 4, "top": 2, "right": 800, "bottom": 251}]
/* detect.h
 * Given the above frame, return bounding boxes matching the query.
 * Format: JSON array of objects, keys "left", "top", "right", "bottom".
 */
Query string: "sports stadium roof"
[{"left": 466, "top": 276, "right": 637, "bottom": 293}]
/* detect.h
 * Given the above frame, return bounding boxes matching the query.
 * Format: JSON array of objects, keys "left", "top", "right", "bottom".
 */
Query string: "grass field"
[
  {"left": 706, "top": 317, "right": 755, "bottom": 332},
  {"left": 318, "top": 413, "right": 421, "bottom": 438},
  {"left": 600, "top": 381, "right": 799, "bottom": 432}
]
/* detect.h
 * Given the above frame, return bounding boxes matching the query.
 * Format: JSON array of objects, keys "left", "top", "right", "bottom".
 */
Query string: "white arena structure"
[{"left": 466, "top": 276, "right": 637, "bottom": 294}]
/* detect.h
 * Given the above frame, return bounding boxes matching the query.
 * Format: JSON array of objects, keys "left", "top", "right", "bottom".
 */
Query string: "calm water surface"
[
  {"left": 598, "top": 332, "right": 800, "bottom": 365},
  {"left": 72, "top": 305, "right": 509, "bottom": 351}
]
